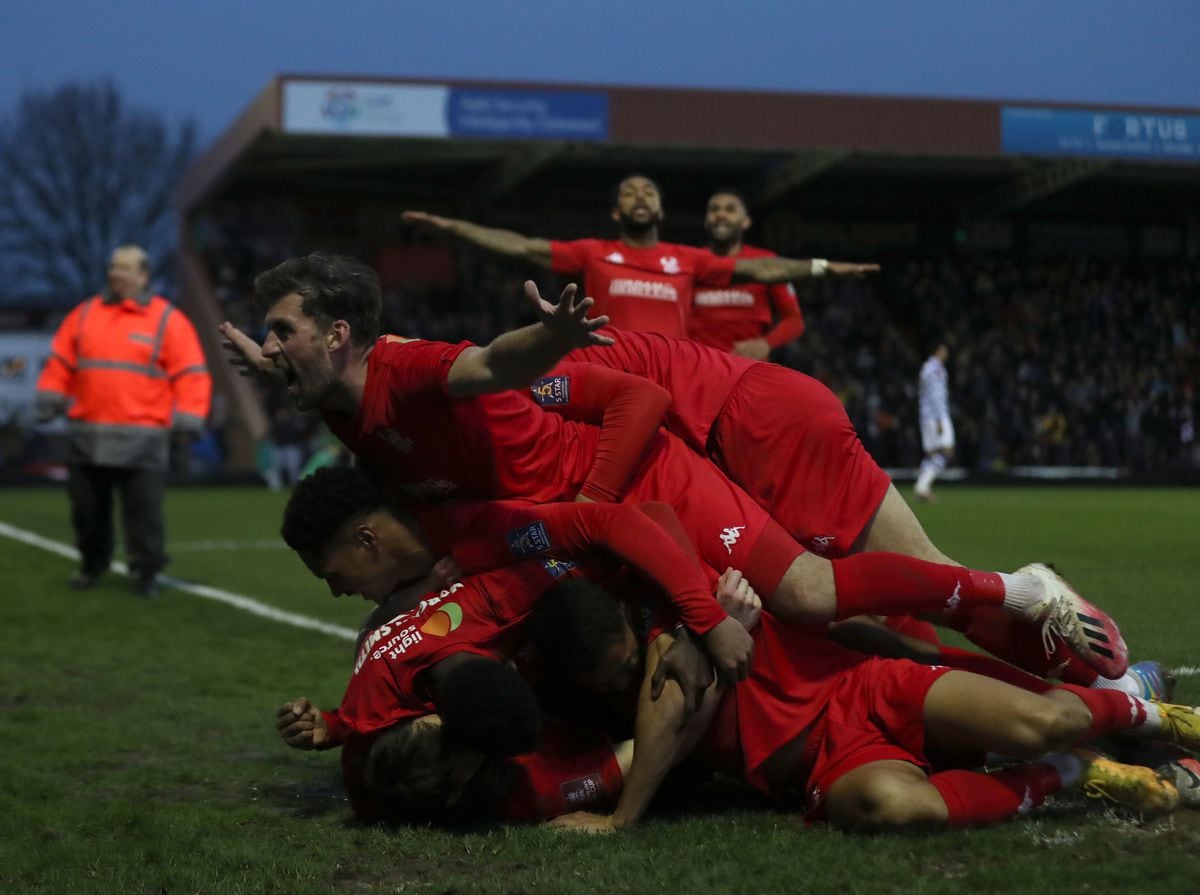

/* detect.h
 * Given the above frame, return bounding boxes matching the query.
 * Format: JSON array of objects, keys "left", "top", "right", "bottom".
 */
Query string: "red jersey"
[
  {"left": 416, "top": 500, "right": 727, "bottom": 634},
  {"left": 689, "top": 244, "right": 804, "bottom": 352},
  {"left": 501, "top": 723, "right": 625, "bottom": 822},
  {"left": 322, "top": 562, "right": 574, "bottom": 744},
  {"left": 550, "top": 239, "right": 736, "bottom": 338},
  {"left": 566, "top": 332, "right": 755, "bottom": 453},
  {"left": 323, "top": 335, "right": 655, "bottom": 503}
]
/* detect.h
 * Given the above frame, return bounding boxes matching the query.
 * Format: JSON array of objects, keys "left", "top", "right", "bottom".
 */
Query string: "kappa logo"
[
  {"left": 507, "top": 521, "right": 553, "bottom": 558},
  {"left": 719, "top": 525, "right": 746, "bottom": 555},
  {"left": 945, "top": 581, "right": 962, "bottom": 612},
  {"left": 530, "top": 375, "right": 571, "bottom": 406},
  {"left": 660, "top": 256, "right": 680, "bottom": 275},
  {"left": 604, "top": 251, "right": 625, "bottom": 264},
  {"left": 809, "top": 534, "right": 837, "bottom": 554}
]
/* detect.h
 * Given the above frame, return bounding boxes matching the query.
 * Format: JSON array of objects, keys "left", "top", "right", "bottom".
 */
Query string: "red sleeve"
[
  {"left": 428, "top": 500, "right": 727, "bottom": 634},
  {"left": 530, "top": 361, "right": 669, "bottom": 502},
  {"left": 763, "top": 283, "right": 804, "bottom": 348},
  {"left": 549, "top": 239, "right": 594, "bottom": 274},
  {"left": 379, "top": 335, "right": 473, "bottom": 399},
  {"left": 501, "top": 724, "right": 624, "bottom": 822},
  {"left": 690, "top": 249, "right": 737, "bottom": 288}
]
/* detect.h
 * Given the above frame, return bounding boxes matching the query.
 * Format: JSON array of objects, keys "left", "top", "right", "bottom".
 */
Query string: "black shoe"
[
  {"left": 68, "top": 571, "right": 100, "bottom": 590},
  {"left": 135, "top": 574, "right": 161, "bottom": 599}
]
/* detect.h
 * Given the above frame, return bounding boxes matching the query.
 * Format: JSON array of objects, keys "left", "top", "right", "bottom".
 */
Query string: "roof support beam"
[
  {"left": 743, "top": 150, "right": 850, "bottom": 206},
  {"left": 473, "top": 141, "right": 566, "bottom": 204},
  {"left": 969, "top": 158, "right": 1113, "bottom": 217}
]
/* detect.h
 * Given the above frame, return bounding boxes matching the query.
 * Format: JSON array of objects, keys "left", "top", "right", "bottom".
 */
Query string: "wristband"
[{"left": 810, "top": 258, "right": 829, "bottom": 278}]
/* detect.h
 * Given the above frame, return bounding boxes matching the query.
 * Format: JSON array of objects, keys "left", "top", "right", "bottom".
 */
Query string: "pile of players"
[{"left": 218, "top": 181, "right": 1200, "bottom": 834}]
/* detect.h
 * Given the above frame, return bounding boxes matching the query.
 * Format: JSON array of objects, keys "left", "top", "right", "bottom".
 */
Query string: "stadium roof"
[{"left": 179, "top": 74, "right": 1200, "bottom": 225}]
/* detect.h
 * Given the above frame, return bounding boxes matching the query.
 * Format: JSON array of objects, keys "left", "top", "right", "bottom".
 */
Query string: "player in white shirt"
[{"left": 915, "top": 343, "right": 953, "bottom": 502}]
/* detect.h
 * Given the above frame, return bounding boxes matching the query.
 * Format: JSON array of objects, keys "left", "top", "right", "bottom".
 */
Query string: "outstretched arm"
[
  {"left": 403, "top": 211, "right": 553, "bottom": 268},
  {"left": 733, "top": 256, "right": 880, "bottom": 284},
  {"left": 446, "top": 282, "right": 612, "bottom": 398}
]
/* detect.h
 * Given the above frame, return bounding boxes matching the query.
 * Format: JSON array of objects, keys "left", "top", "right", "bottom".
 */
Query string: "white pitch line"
[
  {"left": 1173, "top": 665, "right": 1199, "bottom": 678},
  {"left": 0, "top": 520, "right": 356, "bottom": 642}
]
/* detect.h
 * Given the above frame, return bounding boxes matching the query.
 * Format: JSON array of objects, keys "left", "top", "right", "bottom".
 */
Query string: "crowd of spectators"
[
  {"left": 784, "top": 257, "right": 1198, "bottom": 473},
  {"left": 196, "top": 239, "right": 1198, "bottom": 479}
]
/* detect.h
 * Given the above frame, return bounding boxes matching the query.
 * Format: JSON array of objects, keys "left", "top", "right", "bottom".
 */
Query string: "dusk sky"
[{"left": 3, "top": 1, "right": 1199, "bottom": 146}]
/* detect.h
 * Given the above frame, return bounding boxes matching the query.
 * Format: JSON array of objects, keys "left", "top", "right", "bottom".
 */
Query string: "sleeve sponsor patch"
[
  {"left": 530, "top": 375, "right": 571, "bottom": 406},
  {"left": 539, "top": 557, "right": 577, "bottom": 579},
  {"left": 560, "top": 772, "right": 604, "bottom": 808},
  {"left": 507, "top": 521, "right": 553, "bottom": 558}
]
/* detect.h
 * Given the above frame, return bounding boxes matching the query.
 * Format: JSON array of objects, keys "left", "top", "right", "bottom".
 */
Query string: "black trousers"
[{"left": 67, "top": 464, "right": 166, "bottom": 577}]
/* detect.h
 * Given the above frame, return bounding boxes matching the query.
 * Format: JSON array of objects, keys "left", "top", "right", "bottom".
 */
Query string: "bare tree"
[{"left": 0, "top": 79, "right": 196, "bottom": 305}]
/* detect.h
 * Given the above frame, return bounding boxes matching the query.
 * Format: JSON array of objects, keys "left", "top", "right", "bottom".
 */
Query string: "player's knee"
[
  {"left": 773, "top": 557, "right": 836, "bottom": 625},
  {"left": 831, "top": 775, "right": 945, "bottom": 832}
]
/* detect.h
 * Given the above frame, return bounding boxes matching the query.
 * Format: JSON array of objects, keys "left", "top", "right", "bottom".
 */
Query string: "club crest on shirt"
[
  {"left": 540, "top": 557, "right": 577, "bottom": 579},
  {"left": 659, "top": 256, "right": 680, "bottom": 275},
  {"left": 530, "top": 375, "right": 571, "bottom": 406},
  {"left": 507, "top": 521, "right": 553, "bottom": 558}
]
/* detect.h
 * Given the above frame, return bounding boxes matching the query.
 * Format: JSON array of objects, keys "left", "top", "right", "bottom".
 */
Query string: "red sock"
[
  {"left": 1054, "top": 684, "right": 1147, "bottom": 741},
  {"left": 831, "top": 553, "right": 1005, "bottom": 619},
  {"left": 951, "top": 606, "right": 1099, "bottom": 684},
  {"left": 935, "top": 646, "right": 1054, "bottom": 694},
  {"left": 929, "top": 765, "right": 1063, "bottom": 827}
]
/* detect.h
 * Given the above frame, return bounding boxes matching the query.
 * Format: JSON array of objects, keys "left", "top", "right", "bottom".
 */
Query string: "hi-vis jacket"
[{"left": 36, "top": 293, "right": 212, "bottom": 470}]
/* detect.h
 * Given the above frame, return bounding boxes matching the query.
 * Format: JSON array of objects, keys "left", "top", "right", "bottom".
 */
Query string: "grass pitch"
[{"left": 1, "top": 484, "right": 1198, "bottom": 894}]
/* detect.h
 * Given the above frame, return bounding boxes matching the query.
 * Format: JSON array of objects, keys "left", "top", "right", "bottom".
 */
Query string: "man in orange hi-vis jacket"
[{"left": 36, "top": 245, "right": 212, "bottom": 598}]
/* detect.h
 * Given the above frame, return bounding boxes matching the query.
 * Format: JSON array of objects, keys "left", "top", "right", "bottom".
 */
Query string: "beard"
[{"left": 617, "top": 209, "right": 661, "bottom": 235}]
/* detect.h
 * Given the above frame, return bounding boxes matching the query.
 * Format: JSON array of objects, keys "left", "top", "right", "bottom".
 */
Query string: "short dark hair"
[
  {"left": 529, "top": 580, "right": 628, "bottom": 678},
  {"left": 281, "top": 466, "right": 384, "bottom": 555},
  {"left": 255, "top": 253, "right": 382, "bottom": 347},
  {"left": 613, "top": 174, "right": 664, "bottom": 207},
  {"left": 438, "top": 658, "right": 542, "bottom": 757},
  {"left": 708, "top": 187, "right": 750, "bottom": 211}
]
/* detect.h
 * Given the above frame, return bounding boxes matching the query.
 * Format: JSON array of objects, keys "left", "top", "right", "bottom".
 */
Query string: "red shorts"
[
  {"left": 624, "top": 434, "right": 802, "bottom": 598},
  {"left": 711, "top": 364, "right": 892, "bottom": 558},
  {"left": 799, "top": 657, "right": 953, "bottom": 823}
]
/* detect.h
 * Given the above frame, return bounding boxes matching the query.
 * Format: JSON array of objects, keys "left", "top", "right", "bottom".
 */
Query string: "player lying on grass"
[
  {"left": 550, "top": 327, "right": 1133, "bottom": 684},
  {"left": 357, "top": 577, "right": 1195, "bottom": 832}
]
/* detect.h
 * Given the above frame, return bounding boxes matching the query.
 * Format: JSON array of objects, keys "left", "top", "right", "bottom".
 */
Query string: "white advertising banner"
[{"left": 283, "top": 81, "right": 450, "bottom": 137}]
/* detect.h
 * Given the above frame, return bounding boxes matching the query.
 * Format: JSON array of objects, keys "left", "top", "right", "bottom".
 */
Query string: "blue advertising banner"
[
  {"left": 1002, "top": 106, "right": 1200, "bottom": 161},
  {"left": 448, "top": 89, "right": 609, "bottom": 140}
]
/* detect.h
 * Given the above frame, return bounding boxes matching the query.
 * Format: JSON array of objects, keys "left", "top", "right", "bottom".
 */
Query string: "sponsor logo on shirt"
[
  {"left": 604, "top": 252, "right": 625, "bottom": 264},
  {"left": 693, "top": 289, "right": 756, "bottom": 308},
  {"left": 420, "top": 602, "right": 463, "bottom": 636},
  {"left": 609, "top": 279, "right": 678, "bottom": 302},
  {"left": 507, "top": 521, "right": 553, "bottom": 558},
  {"left": 530, "top": 375, "right": 571, "bottom": 406},
  {"left": 659, "top": 256, "right": 680, "bottom": 275},
  {"left": 561, "top": 773, "right": 604, "bottom": 807},
  {"left": 720, "top": 525, "right": 746, "bottom": 555},
  {"left": 540, "top": 557, "right": 577, "bottom": 578},
  {"left": 353, "top": 585, "right": 465, "bottom": 673}
]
